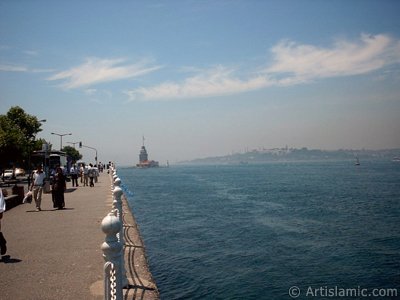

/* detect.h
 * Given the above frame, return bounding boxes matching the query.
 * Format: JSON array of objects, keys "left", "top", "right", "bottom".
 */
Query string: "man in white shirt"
[
  {"left": 70, "top": 164, "right": 79, "bottom": 187},
  {"left": 83, "top": 165, "right": 89, "bottom": 186},
  {"left": 30, "top": 165, "right": 46, "bottom": 211}
]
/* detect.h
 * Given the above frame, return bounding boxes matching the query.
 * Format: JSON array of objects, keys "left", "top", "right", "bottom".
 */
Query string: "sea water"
[{"left": 118, "top": 161, "right": 400, "bottom": 299}]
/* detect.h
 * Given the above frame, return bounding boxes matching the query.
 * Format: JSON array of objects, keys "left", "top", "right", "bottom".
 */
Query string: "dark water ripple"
[{"left": 119, "top": 161, "right": 400, "bottom": 299}]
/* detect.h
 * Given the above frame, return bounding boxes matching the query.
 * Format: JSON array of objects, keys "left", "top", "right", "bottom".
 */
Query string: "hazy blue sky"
[{"left": 1, "top": 0, "right": 400, "bottom": 165}]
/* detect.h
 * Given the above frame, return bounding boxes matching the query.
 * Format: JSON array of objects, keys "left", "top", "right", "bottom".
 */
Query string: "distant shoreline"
[{"left": 179, "top": 148, "right": 400, "bottom": 165}]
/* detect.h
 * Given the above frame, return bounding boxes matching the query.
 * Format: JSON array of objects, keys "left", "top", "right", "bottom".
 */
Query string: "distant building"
[
  {"left": 139, "top": 145, "right": 148, "bottom": 162},
  {"left": 136, "top": 137, "right": 159, "bottom": 168}
]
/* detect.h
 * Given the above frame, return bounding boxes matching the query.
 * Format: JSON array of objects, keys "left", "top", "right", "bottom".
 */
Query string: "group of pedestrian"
[
  {"left": 74, "top": 163, "right": 98, "bottom": 187},
  {"left": 28, "top": 162, "right": 102, "bottom": 212},
  {"left": 0, "top": 162, "right": 108, "bottom": 257},
  {"left": 30, "top": 165, "right": 66, "bottom": 211}
]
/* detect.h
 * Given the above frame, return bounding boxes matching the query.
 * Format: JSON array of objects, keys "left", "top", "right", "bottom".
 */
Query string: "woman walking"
[{"left": 52, "top": 167, "right": 66, "bottom": 209}]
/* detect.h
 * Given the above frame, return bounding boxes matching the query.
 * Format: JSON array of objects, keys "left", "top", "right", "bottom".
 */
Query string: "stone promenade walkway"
[{"left": 0, "top": 172, "right": 159, "bottom": 300}]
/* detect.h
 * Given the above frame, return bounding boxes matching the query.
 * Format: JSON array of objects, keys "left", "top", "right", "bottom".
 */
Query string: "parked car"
[
  {"left": 15, "top": 168, "right": 26, "bottom": 177},
  {"left": 1, "top": 168, "right": 25, "bottom": 179},
  {"left": 2, "top": 169, "right": 13, "bottom": 179}
]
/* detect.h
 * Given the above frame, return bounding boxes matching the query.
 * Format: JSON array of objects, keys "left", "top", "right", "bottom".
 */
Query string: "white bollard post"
[
  {"left": 113, "top": 174, "right": 118, "bottom": 188},
  {"left": 114, "top": 177, "right": 121, "bottom": 187},
  {"left": 101, "top": 210, "right": 123, "bottom": 300}
]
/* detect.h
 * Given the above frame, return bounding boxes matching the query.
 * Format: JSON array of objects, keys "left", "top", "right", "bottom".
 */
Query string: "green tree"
[
  {"left": 32, "top": 138, "right": 47, "bottom": 152},
  {"left": 0, "top": 106, "right": 43, "bottom": 169},
  {"left": 62, "top": 146, "right": 82, "bottom": 163}
]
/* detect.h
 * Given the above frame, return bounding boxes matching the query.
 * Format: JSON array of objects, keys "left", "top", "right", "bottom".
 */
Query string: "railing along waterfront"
[
  {"left": 102, "top": 165, "right": 127, "bottom": 300},
  {"left": 102, "top": 165, "right": 158, "bottom": 300},
  {"left": 102, "top": 210, "right": 123, "bottom": 300}
]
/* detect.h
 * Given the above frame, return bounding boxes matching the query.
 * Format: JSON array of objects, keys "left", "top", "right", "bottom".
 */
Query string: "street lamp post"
[
  {"left": 51, "top": 132, "right": 72, "bottom": 150},
  {"left": 81, "top": 145, "right": 98, "bottom": 166}
]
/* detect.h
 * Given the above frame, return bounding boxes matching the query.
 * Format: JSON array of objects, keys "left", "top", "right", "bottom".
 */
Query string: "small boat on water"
[{"left": 355, "top": 156, "right": 360, "bottom": 166}]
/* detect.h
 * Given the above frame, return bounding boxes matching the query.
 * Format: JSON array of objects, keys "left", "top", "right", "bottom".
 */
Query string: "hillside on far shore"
[{"left": 179, "top": 148, "right": 400, "bottom": 165}]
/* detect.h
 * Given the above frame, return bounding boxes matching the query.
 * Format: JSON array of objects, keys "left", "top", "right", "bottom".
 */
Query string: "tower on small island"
[{"left": 136, "top": 136, "right": 159, "bottom": 168}]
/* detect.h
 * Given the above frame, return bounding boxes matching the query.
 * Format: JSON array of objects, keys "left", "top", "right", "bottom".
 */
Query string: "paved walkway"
[{"left": 0, "top": 172, "right": 159, "bottom": 300}]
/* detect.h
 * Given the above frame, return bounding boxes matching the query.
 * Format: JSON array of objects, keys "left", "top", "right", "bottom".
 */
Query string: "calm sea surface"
[{"left": 118, "top": 161, "right": 400, "bottom": 299}]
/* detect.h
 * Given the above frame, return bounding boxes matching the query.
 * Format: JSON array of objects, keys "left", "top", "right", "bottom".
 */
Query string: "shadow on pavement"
[
  {"left": 0, "top": 255, "right": 22, "bottom": 264},
  {"left": 25, "top": 208, "right": 75, "bottom": 213}
]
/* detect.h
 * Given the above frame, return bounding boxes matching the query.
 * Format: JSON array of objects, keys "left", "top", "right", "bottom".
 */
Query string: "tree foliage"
[
  {"left": 0, "top": 106, "right": 44, "bottom": 168},
  {"left": 62, "top": 146, "right": 82, "bottom": 163}
]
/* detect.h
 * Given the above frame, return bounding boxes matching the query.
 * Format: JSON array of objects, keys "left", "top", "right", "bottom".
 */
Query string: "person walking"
[
  {"left": 94, "top": 166, "right": 99, "bottom": 183},
  {"left": 79, "top": 164, "right": 84, "bottom": 184},
  {"left": 0, "top": 189, "right": 7, "bottom": 255},
  {"left": 83, "top": 164, "right": 89, "bottom": 186},
  {"left": 70, "top": 164, "right": 79, "bottom": 187},
  {"left": 52, "top": 167, "right": 66, "bottom": 209},
  {"left": 88, "top": 163, "right": 95, "bottom": 187},
  {"left": 31, "top": 165, "right": 46, "bottom": 212}
]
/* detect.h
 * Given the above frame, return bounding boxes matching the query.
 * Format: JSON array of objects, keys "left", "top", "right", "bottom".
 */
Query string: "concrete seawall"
[
  {"left": 119, "top": 192, "right": 159, "bottom": 299},
  {"left": 0, "top": 172, "right": 159, "bottom": 299}
]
